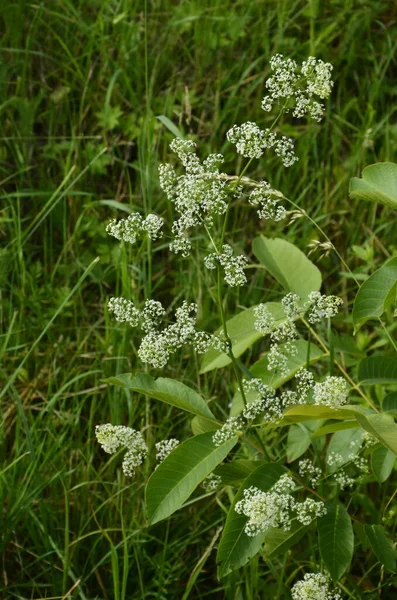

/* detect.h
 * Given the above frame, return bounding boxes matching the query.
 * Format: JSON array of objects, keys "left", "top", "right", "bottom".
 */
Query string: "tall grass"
[{"left": 1, "top": 1, "right": 396, "bottom": 597}]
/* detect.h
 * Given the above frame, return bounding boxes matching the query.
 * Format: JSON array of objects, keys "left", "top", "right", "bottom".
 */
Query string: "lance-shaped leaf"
[
  {"left": 287, "top": 423, "right": 312, "bottom": 462},
  {"left": 326, "top": 428, "right": 364, "bottom": 473},
  {"left": 358, "top": 356, "right": 397, "bottom": 385},
  {"left": 214, "top": 460, "right": 259, "bottom": 486},
  {"left": 352, "top": 257, "right": 397, "bottom": 329},
  {"left": 231, "top": 340, "right": 325, "bottom": 415},
  {"left": 355, "top": 412, "right": 397, "bottom": 455},
  {"left": 371, "top": 446, "right": 396, "bottom": 483},
  {"left": 349, "top": 162, "right": 397, "bottom": 210},
  {"left": 364, "top": 524, "right": 397, "bottom": 572},
  {"left": 104, "top": 373, "right": 215, "bottom": 419},
  {"left": 216, "top": 463, "right": 284, "bottom": 577},
  {"left": 200, "top": 302, "right": 284, "bottom": 374},
  {"left": 318, "top": 502, "right": 354, "bottom": 581},
  {"left": 146, "top": 432, "right": 237, "bottom": 524},
  {"left": 252, "top": 236, "right": 321, "bottom": 303},
  {"left": 263, "top": 521, "right": 308, "bottom": 558}
]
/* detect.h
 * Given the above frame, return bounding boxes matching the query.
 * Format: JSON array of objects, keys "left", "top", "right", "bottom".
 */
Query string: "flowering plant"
[{"left": 96, "top": 56, "right": 396, "bottom": 596}]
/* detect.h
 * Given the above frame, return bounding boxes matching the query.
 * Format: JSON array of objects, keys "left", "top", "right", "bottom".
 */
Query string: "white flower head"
[
  {"left": 201, "top": 472, "right": 222, "bottom": 492},
  {"left": 249, "top": 181, "right": 286, "bottom": 221},
  {"left": 306, "top": 291, "right": 343, "bottom": 323},
  {"left": 95, "top": 424, "right": 148, "bottom": 477},
  {"left": 212, "top": 417, "right": 244, "bottom": 446},
  {"left": 106, "top": 212, "right": 163, "bottom": 244},
  {"left": 313, "top": 376, "right": 348, "bottom": 408},
  {"left": 291, "top": 572, "right": 342, "bottom": 600},
  {"left": 155, "top": 438, "right": 179, "bottom": 463}
]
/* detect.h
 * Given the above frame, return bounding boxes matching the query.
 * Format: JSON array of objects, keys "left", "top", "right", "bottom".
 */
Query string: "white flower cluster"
[
  {"left": 108, "top": 297, "right": 223, "bottom": 368},
  {"left": 313, "top": 376, "right": 348, "bottom": 408},
  {"left": 158, "top": 139, "right": 228, "bottom": 257},
  {"left": 212, "top": 416, "right": 244, "bottom": 446},
  {"left": 106, "top": 212, "right": 163, "bottom": 244},
  {"left": 95, "top": 424, "right": 148, "bottom": 477},
  {"left": 235, "top": 474, "right": 326, "bottom": 537},
  {"left": 291, "top": 573, "right": 342, "bottom": 600},
  {"left": 248, "top": 181, "right": 286, "bottom": 221},
  {"left": 204, "top": 244, "right": 248, "bottom": 287},
  {"left": 254, "top": 301, "right": 299, "bottom": 375},
  {"left": 262, "top": 54, "right": 334, "bottom": 122},
  {"left": 298, "top": 459, "right": 322, "bottom": 487},
  {"left": 226, "top": 122, "right": 298, "bottom": 167},
  {"left": 242, "top": 379, "right": 283, "bottom": 423},
  {"left": 155, "top": 438, "right": 179, "bottom": 463},
  {"left": 305, "top": 291, "right": 343, "bottom": 324},
  {"left": 201, "top": 472, "right": 222, "bottom": 492}
]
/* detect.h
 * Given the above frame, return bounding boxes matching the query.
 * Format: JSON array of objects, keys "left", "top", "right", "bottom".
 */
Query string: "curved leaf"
[
  {"left": 214, "top": 460, "right": 259, "bottom": 486},
  {"left": 104, "top": 373, "right": 215, "bottom": 419},
  {"left": 231, "top": 339, "right": 325, "bottom": 416},
  {"left": 349, "top": 162, "right": 397, "bottom": 210},
  {"left": 252, "top": 236, "right": 321, "bottom": 303},
  {"left": 318, "top": 502, "right": 354, "bottom": 581},
  {"left": 200, "top": 302, "right": 284, "bottom": 374},
  {"left": 383, "top": 392, "right": 397, "bottom": 415},
  {"left": 263, "top": 521, "right": 308, "bottom": 558},
  {"left": 216, "top": 463, "right": 284, "bottom": 577},
  {"left": 326, "top": 428, "right": 364, "bottom": 473},
  {"left": 371, "top": 446, "right": 396, "bottom": 483},
  {"left": 364, "top": 524, "right": 397, "bottom": 572},
  {"left": 358, "top": 356, "right": 397, "bottom": 385},
  {"left": 355, "top": 412, "right": 397, "bottom": 454},
  {"left": 191, "top": 415, "right": 220, "bottom": 435},
  {"left": 352, "top": 257, "right": 397, "bottom": 329},
  {"left": 146, "top": 432, "right": 237, "bottom": 524},
  {"left": 287, "top": 424, "right": 311, "bottom": 462}
]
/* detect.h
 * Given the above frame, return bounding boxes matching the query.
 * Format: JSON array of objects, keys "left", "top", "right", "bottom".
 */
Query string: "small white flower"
[
  {"left": 212, "top": 417, "right": 244, "bottom": 446},
  {"left": 106, "top": 212, "right": 163, "bottom": 244},
  {"left": 298, "top": 459, "right": 322, "bottom": 487},
  {"left": 155, "top": 438, "right": 180, "bottom": 463},
  {"left": 108, "top": 297, "right": 141, "bottom": 327},
  {"left": 248, "top": 181, "right": 286, "bottom": 221},
  {"left": 204, "top": 244, "right": 248, "bottom": 287},
  {"left": 291, "top": 572, "right": 342, "bottom": 600},
  {"left": 305, "top": 291, "right": 343, "bottom": 323},
  {"left": 313, "top": 376, "right": 348, "bottom": 408},
  {"left": 226, "top": 122, "right": 267, "bottom": 159},
  {"left": 201, "top": 472, "right": 222, "bottom": 492},
  {"left": 95, "top": 424, "right": 148, "bottom": 477}
]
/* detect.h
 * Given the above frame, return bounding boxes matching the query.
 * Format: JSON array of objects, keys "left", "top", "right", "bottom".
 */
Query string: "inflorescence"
[
  {"left": 95, "top": 424, "right": 148, "bottom": 477},
  {"left": 106, "top": 212, "right": 163, "bottom": 244},
  {"left": 108, "top": 297, "right": 224, "bottom": 368},
  {"left": 291, "top": 573, "right": 342, "bottom": 600},
  {"left": 235, "top": 474, "right": 326, "bottom": 537}
]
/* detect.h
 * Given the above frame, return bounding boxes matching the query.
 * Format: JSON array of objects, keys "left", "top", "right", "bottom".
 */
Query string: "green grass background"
[{"left": 1, "top": 0, "right": 396, "bottom": 598}]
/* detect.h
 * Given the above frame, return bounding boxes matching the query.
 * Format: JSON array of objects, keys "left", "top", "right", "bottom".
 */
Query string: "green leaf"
[
  {"left": 383, "top": 392, "right": 397, "bottom": 415},
  {"left": 104, "top": 373, "right": 215, "bottom": 419},
  {"left": 312, "top": 421, "right": 358, "bottom": 437},
  {"left": 371, "top": 446, "right": 396, "bottom": 483},
  {"left": 263, "top": 521, "right": 308, "bottom": 558},
  {"left": 355, "top": 412, "right": 397, "bottom": 454},
  {"left": 156, "top": 115, "right": 185, "bottom": 138},
  {"left": 216, "top": 463, "right": 284, "bottom": 577},
  {"left": 287, "top": 424, "right": 311, "bottom": 462},
  {"left": 200, "top": 302, "right": 284, "bottom": 374},
  {"left": 146, "top": 432, "right": 237, "bottom": 525},
  {"left": 358, "top": 356, "right": 397, "bottom": 385},
  {"left": 326, "top": 428, "right": 364, "bottom": 473},
  {"left": 349, "top": 162, "right": 397, "bottom": 210},
  {"left": 281, "top": 404, "right": 365, "bottom": 425},
  {"left": 214, "top": 460, "right": 259, "bottom": 486},
  {"left": 252, "top": 236, "right": 322, "bottom": 303},
  {"left": 352, "top": 257, "right": 397, "bottom": 329},
  {"left": 231, "top": 340, "right": 326, "bottom": 416},
  {"left": 318, "top": 502, "right": 354, "bottom": 581},
  {"left": 191, "top": 416, "right": 220, "bottom": 435},
  {"left": 364, "top": 524, "right": 397, "bottom": 572}
]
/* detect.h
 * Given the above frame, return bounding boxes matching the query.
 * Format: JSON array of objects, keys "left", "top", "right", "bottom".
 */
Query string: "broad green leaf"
[
  {"left": 352, "top": 257, "right": 397, "bottom": 329},
  {"left": 156, "top": 115, "right": 184, "bottom": 138},
  {"left": 281, "top": 404, "right": 365, "bottom": 425},
  {"left": 371, "top": 446, "right": 396, "bottom": 483},
  {"left": 214, "top": 460, "right": 260, "bottom": 486},
  {"left": 287, "top": 424, "right": 311, "bottom": 462},
  {"left": 349, "top": 162, "right": 397, "bottom": 210},
  {"left": 191, "top": 415, "right": 220, "bottom": 435},
  {"left": 200, "top": 302, "right": 284, "bottom": 374},
  {"left": 104, "top": 373, "right": 215, "bottom": 419},
  {"left": 355, "top": 412, "right": 397, "bottom": 455},
  {"left": 252, "top": 236, "right": 321, "bottom": 303},
  {"left": 263, "top": 521, "right": 308, "bottom": 558},
  {"left": 312, "top": 421, "right": 358, "bottom": 437},
  {"left": 318, "top": 502, "right": 354, "bottom": 581},
  {"left": 364, "top": 524, "right": 397, "bottom": 572},
  {"left": 146, "top": 433, "right": 237, "bottom": 524},
  {"left": 358, "top": 356, "right": 397, "bottom": 385},
  {"left": 326, "top": 428, "right": 364, "bottom": 473},
  {"left": 216, "top": 463, "right": 284, "bottom": 577},
  {"left": 383, "top": 392, "right": 397, "bottom": 415},
  {"left": 231, "top": 340, "right": 325, "bottom": 415}
]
